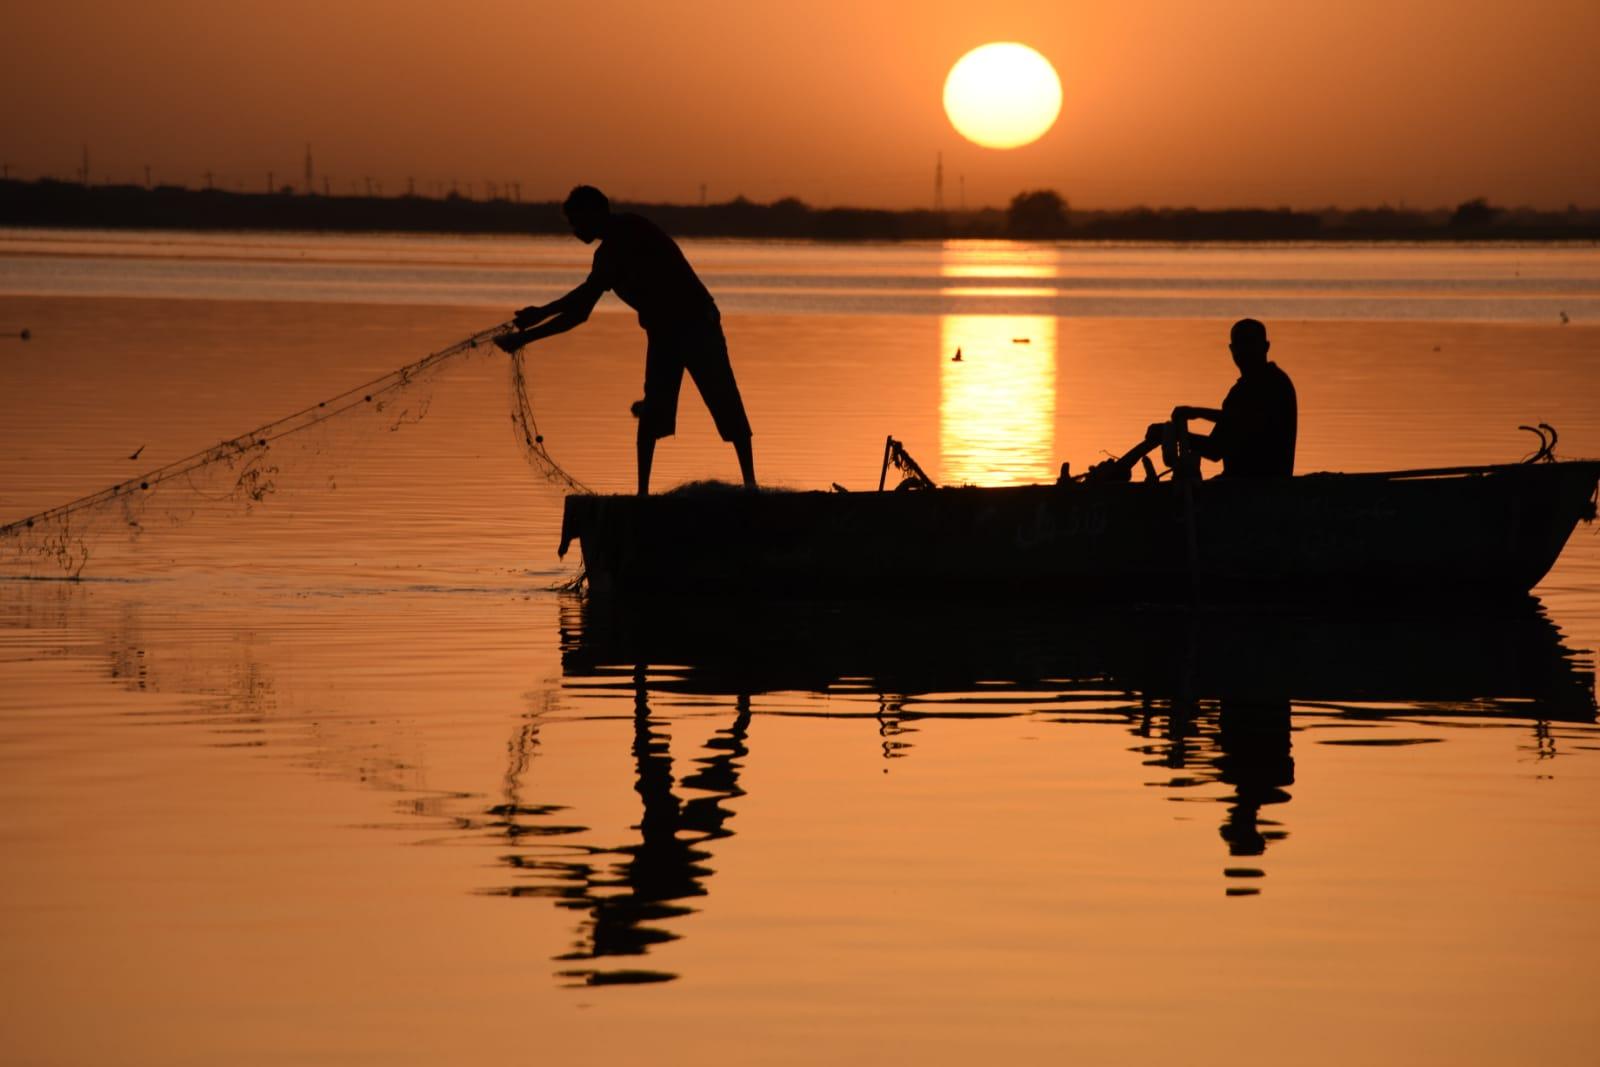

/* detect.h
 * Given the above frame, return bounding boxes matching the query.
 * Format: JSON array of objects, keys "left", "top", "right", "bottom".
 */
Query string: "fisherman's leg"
[
  {"left": 732, "top": 435, "right": 756, "bottom": 491},
  {"left": 637, "top": 422, "right": 656, "bottom": 496},
  {"left": 683, "top": 323, "right": 754, "bottom": 487},
  {"left": 637, "top": 333, "right": 682, "bottom": 496}
]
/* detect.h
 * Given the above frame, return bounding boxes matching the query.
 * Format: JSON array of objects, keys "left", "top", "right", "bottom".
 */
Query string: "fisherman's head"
[
  {"left": 563, "top": 185, "right": 610, "bottom": 243},
  {"left": 1228, "top": 318, "right": 1270, "bottom": 372}
]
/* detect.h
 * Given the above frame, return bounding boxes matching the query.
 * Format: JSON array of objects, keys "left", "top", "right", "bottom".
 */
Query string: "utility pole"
[
  {"left": 934, "top": 151, "right": 944, "bottom": 212},
  {"left": 204, "top": 170, "right": 214, "bottom": 191},
  {"left": 304, "top": 144, "right": 313, "bottom": 194},
  {"left": 79, "top": 144, "right": 90, "bottom": 186},
  {"left": 700, "top": 182, "right": 708, "bottom": 207},
  {"left": 363, "top": 176, "right": 372, "bottom": 197},
  {"left": 143, "top": 164, "right": 151, "bottom": 188},
  {"left": 959, "top": 174, "right": 965, "bottom": 211}
]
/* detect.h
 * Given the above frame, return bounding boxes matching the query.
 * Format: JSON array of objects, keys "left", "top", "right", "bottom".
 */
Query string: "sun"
[{"left": 943, "top": 43, "right": 1062, "bottom": 150}]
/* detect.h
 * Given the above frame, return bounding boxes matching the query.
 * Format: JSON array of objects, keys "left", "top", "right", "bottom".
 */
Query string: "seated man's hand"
[
  {"left": 493, "top": 332, "right": 526, "bottom": 354},
  {"left": 512, "top": 305, "right": 546, "bottom": 329}
]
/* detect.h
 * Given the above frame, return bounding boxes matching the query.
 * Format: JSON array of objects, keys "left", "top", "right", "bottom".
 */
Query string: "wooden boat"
[{"left": 559, "top": 456, "right": 1599, "bottom": 604}]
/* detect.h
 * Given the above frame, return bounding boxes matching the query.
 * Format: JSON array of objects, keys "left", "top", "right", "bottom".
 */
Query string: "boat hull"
[{"left": 558, "top": 461, "right": 1600, "bottom": 604}]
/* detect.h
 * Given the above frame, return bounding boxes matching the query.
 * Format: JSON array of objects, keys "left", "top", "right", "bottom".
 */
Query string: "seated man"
[{"left": 1149, "top": 318, "right": 1297, "bottom": 478}]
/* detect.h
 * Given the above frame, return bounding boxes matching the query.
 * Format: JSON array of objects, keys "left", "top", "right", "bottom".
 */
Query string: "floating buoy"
[{"left": 951, "top": 347, "right": 963, "bottom": 362}]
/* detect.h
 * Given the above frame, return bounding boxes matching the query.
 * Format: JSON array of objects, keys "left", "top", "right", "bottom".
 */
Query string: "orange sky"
[{"left": 4, "top": 0, "right": 1597, "bottom": 210}]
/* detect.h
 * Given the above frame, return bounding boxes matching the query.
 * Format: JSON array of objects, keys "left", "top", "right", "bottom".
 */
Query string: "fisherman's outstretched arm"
[
  {"left": 1172, "top": 405, "right": 1223, "bottom": 422},
  {"left": 498, "top": 284, "right": 602, "bottom": 350},
  {"left": 513, "top": 284, "right": 596, "bottom": 328}
]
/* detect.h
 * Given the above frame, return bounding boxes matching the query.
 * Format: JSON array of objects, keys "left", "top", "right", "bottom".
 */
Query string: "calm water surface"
[{"left": 2, "top": 230, "right": 1599, "bottom": 1064}]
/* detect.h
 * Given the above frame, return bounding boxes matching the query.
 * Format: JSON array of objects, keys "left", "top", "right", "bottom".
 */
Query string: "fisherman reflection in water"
[
  {"left": 496, "top": 185, "right": 756, "bottom": 495},
  {"left": 1148, "top": 318, "right": 1297, "bottom": 477},
  {"left": 493, "top": 675, "right": 752, "bottom": 986}
]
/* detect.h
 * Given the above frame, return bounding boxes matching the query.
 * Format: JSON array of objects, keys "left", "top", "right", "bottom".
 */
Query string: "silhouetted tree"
[
  {"left": 1450, "top": 198, "right": 1501, "bottom": 228},
  {"left": 1007, "top": 189, "right": 1069, "bottom": 238}
]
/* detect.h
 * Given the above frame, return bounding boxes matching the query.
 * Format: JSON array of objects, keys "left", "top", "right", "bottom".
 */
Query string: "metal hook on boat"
[
  {"left": 1518, "top": 424, "right": 1557, "bottom": 464},
  {"left": 1539, "top": 423, "right": 1558, "bottom": 460}
]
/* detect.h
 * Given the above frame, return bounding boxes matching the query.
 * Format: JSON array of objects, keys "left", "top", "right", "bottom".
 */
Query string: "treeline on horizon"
[{"left": 3, "top": 178, "right": 1597, "bottom": 242}]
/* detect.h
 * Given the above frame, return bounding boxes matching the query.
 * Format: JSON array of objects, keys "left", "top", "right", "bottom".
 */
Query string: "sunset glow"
[
  {"left": 943, "top": 43, "right": 1063, "bottom": 150},
  {"left": 2, "top": 3, "right": 1597, "bottom": 209},
  {"left": 4, "top": 0, "right": 1600, "bottom": 1058}
]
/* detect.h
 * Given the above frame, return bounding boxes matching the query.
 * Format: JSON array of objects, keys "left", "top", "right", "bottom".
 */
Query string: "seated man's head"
[
  {"left": 1229, "top": 318, "right": 1270, "bottom": 372},
  {"left": 563, "top": 185, "right": 610, "bottom": 243}
]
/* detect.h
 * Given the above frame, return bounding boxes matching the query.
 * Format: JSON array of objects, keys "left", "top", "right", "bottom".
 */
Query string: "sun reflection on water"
[
  {"left": 938, "top": 244, "right": 1060, "bottom": 486},
  {"left": 938, "top": 312, "right": 1057, "bottom": 486}
]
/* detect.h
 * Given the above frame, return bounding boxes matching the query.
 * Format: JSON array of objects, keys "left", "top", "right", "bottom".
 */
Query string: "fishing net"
[
  {"left": 0, "top": 323, "right": 590, "bottom": 579},
  {"left": 510, "top": 347, "right": 592, "bottom": 496}
]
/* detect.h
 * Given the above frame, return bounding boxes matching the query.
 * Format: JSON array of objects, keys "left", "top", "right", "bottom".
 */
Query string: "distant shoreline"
[{"left": 4, "top": 178, "right": 1597, "bottom": 243}]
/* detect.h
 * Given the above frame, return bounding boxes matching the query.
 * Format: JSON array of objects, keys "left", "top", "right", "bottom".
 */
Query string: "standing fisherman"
[{"left": 496, "top": 186, "right": 756, "bottom": 495}]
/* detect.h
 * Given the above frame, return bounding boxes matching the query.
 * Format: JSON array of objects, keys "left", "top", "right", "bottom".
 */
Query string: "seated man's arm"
[
  {"left": 1145, "top": 415, "right": 1226, "bottom": 465},
  {"left": 1147, "top": 405, "right": 1226, "bottom": 465},
  {"left": 1185, "top": 427, "right": 1226, "bottom": 461}
]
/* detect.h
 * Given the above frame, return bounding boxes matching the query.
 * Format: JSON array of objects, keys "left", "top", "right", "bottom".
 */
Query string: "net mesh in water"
[{"left": 0, "top": 323, "right": 590, "bottom": 578}]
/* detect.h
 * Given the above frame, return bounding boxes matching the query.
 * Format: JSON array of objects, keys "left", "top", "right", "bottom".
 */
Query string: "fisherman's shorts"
[{"left": 638, "top": 313, "right": 752, "bottom": 443}]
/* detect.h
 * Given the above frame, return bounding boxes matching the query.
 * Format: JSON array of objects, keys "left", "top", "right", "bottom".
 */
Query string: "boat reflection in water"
[{"left": 484, "top": 595, "right": 1595, "bottom": 983}]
